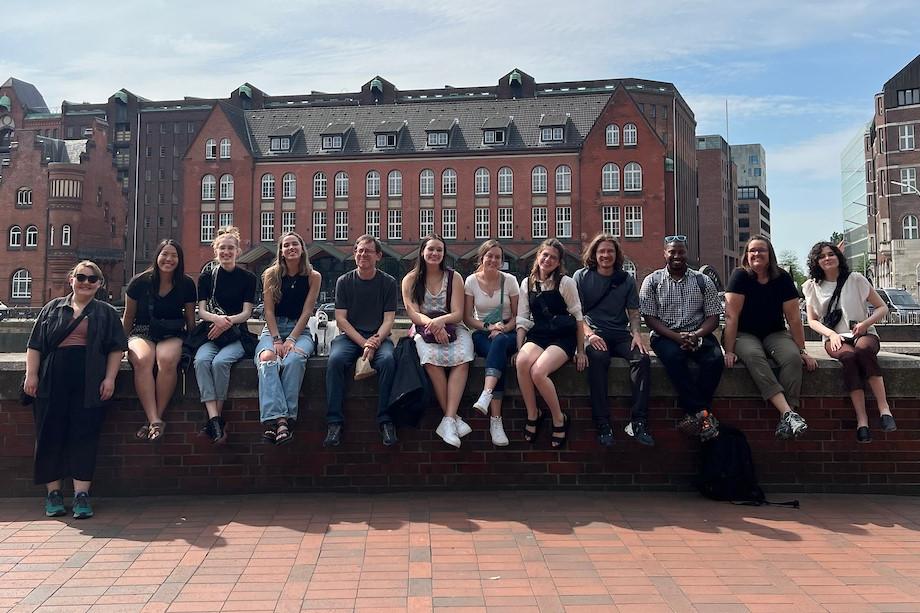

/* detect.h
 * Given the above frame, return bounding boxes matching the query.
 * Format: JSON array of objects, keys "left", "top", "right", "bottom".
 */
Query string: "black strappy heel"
[
  {"left": 551, "top": 413, "right": 571, "bottom": 449},
  {"left": 523, "top": 411, "right": 546, "bottom": 444}
]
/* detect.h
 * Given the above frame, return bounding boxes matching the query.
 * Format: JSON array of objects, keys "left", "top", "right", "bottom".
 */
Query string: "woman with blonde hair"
[
  {"left": 24, "top": 261, "right": 127, "bottom": 519},
  {"left": 463, "top": 239, "right": 519, "bottom": 446},
  {"left": 255, "top": 231, "right": 320, "bottom": 444},
  {"left": 193, "top": 227, "right": 257, "bottom": 444}
]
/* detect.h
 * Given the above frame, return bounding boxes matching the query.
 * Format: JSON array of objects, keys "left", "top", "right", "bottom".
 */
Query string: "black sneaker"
[
  {"left": 379, "top": 422, "right": 398, "bottom": 446},
  {"left": 880, "top": 414, "right": 897, "bottom": 432},
  {"left": 323, "top": 423, "right": 343, "bottom": 447},
  {"left": 596, "top": 423, "right": 614, "bottom": 448},
  {"left": 856, "top": 426, "right": 872, "bottom": 444},
  {"left": 206, "top": 416, "right": 227, "bottom": 444},
  {"left": 624, "top": 421, "right": 655, "bottom": 446}
]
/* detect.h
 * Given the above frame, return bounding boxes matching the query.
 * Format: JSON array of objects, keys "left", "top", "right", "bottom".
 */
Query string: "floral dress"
[{"left": 414, "top": 272, "right": 474, "bottom": 367}]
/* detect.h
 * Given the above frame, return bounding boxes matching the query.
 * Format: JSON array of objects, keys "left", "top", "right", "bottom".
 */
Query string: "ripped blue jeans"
[{"left": 254, "top": 317, "right": 316, "bottom": 423}]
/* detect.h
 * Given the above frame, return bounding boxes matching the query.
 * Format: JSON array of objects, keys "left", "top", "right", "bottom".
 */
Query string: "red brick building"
[
  {"left": 1, "top": 83, "right": 125, "bottom": 306},
  {"left": 181, "top": 69, "right": 698, "bottom": 295},
  {"left": 696, "top": 134, "right": 738, "bottom": 285}
]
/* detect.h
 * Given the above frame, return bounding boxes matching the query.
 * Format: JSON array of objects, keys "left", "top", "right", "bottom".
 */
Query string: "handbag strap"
[
  {"left": 47, "top": 307, "right": 89, "bottom": 353},
  {"left": 445, "top": 268, "right": 454, "bottom": 309},
  {"left": 825, "top": 273, "right": 848, "bottom": 316},
  {"left": 583, "top": 270, "right": 626, "bottom": 314}
]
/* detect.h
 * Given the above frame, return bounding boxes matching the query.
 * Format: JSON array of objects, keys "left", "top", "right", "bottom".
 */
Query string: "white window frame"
[
  {"left": 281, "top": 211, "right": 296, "bottom": 234},
  {"left": 475, "top": 168, "right": 490, "bottom": 195},
  {"left": 201, "top": 175, "right": 216, "bottom": 200},
  {"left": 17, "top": 188, "right": 32, "bottom": 207},
  {"left": 442, "top": 169, "right": 457, "bottom": 196},
  {"left": 555, "top": 165, "right": 571, "bottom": 194},
  {"left": 314, "top": 172, "right": 327, "bottom": 198},
  {"left": 61, "top": 224, "right": 71, "bottom": 246},
  {"left": 260, "top": 211, "right": 275, "bottom": 242},
  {"left": 442, "top": 208, "right": 457, "bottom": 239},
  {"left": 49, "top": 224, "right": 55, "bottom": 247},
  {"left": 623, "top": 123, "right": 637, "bottom": 146},
  {"left": 313, "top": 210, "right": 327, "bottom": 241},
  {"left": 903, "top": 215, "right": 919, "bottom": 240},
  {"left": 11, "top": 269, "right": 31, "bottom": 299},
  {"left": 334, "top": 210, "right": 348, "bottom": 241},
  {"left": 218, "top": 212, "right": 234, "bottom": 229},
  {"left": 531, "top": 207, "right": 548, "bottom": 239},
  {"left": 200, "top": 213, "right": 215, "bottom": 243},
  {"left": 900, "top": 167, "right": 917, "bottom": 193},
  {"left": 475, "top": 208, "right": 490, "bottom": 239},
  {"left": 624, "top": 205, "right": 643, "bottom": 237},
  {"left": 365, "top": 209, "right": 380, "bottom": 238},
  {"left": 270, "top": 136, "right": 291, "bottom": 152},
  {"left": 219, "top": 174, "right": 234, "bottom": 200},
  {"left": 556, "top": 206, "right": 572, "bottom": 238},
  {"left": 205, "top": 138, "right": 216, "bottom": 160},
  {"left": 602, "top": 206, "right": 620, "bottom": 237},
  {"left": 366, "top": 171, "right": 381, "bottom": 198},
  {"left": 376, "top": 133, "right": 397, "bottom": 149},
  {"left": 25, "top": 225, "right": 38, "bottom": 247},
  {"left": 9, "top": 226, "right": 22, "bottom": 247},
  {"left": 261, "top": 174, "right": 275, "bottom": 200},
  {"left": 602, "top": 163, "right": 620, "bottom": 192},
  {"left": 419, "top": 169, "right": 435, "bottom": 197},
  {"left": 605, "top": 124, "right": 620, "bottom": 146},
  {"left": 427, "top": 131, "right": 448, "bottom": 147},
  {"left": 624, "top": 162, "right": 642, "bottom": 191},
  {"left": 483, "top": 129, "right": 505, "bottom": 145},
  {"left": 322, "top": 135, "right": 342, "bottom": 150},
  {"left": 498, "top": 167, "right": 513, "bottom": 195},
  {"left": 498, "top": 207, "right": 513, "bottom": 239},
  {"left": 388, "top": 209, "right": 402, "bottom": 240},
  {"left": 219, "top": 138, "right": 231, "bottom": 159},
  {"left": 899, "top": 125, "right": 916, "bottom": 151},
  {"left": 623, "top": 261, "right": 636, "bottom": 277},
  {"left": 419, "top": 209, "right": 434, "bottom": 237},
  {"left": 388, "top": 170, "right": 402, "bottom": 197},
  {"left": 531, "top": 166, "right": 547, "bottom": 194},
  {"left": 334, "top": 172, "right": 349, "bottom": 198},
  {"left": 282, "top": 173, "right": 296, "bottom": 199}
]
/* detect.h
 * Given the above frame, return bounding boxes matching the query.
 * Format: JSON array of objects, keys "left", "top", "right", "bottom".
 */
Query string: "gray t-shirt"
[
  {"left": 335, "top": 268, "right": 398, "bottom": 336},
  {"left": 573, "top": 267, "right": 638, "bottom": 339}
]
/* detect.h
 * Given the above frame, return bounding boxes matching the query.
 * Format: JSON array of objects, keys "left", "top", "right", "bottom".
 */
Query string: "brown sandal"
[
  {"left": 274, "top": 420, "right": 293, "bottom": 445},
  {"left": 148, "top": 422, "right": 165, "bottom": 442}
]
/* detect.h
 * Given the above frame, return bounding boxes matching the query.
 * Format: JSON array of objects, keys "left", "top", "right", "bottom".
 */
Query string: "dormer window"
[
  {"left": 541, "top": 127, "right": 564, "bottom": 142},
  {"left": 539, "top": 113, "right": 567, "bottom": 143},
  {"left": 322, "top": 135, "right": 342, "bottom": 150},
  {"left": 376, "top": 133, "right": 397, "bottom": 148},
  {"left": 270, "top": 136, "right": 291, "bottom": 151},
  {"left": 483, "top": 129, "right": 505, "bottom": 144},
  {"left": 374, "top": 121, "right": 405, "bottom": 150},
  {"left": 425, "top": 118, "right": 455, "bottom": 148},
  {"left": 321, "top": 123, "right": 351, "bottom": 151},
  {"left": 427, "top": 132, "right": 448, "bottom": 146}
]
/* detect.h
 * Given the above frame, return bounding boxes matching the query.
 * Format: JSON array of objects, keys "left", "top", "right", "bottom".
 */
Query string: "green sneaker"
[
  {"left": 72, "top": 492, "right": 94, "bottom": 519},
  {"left": 44, "top": 490, "right": 66, "bottom": 517}
]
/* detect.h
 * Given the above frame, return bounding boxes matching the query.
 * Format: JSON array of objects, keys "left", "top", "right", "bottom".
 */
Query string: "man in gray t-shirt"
[
  {"left": 574, "top": 235, "right": 652, "bottom": 448},
  {"left": 324, "top": 235, "right": 398, "bottom": 448}
]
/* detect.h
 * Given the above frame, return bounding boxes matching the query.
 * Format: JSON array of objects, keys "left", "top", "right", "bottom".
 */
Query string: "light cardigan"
[{"left": 515, "top": 275, "right": 584, "bottom": 331}]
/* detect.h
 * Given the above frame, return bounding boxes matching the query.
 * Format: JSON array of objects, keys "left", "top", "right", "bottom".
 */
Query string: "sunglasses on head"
[
  {"left": 664, "top": 235, "right": 687, "bottom": 243},
  {"left": 74, "top": 274, "right": 100, "bottom": 284}
]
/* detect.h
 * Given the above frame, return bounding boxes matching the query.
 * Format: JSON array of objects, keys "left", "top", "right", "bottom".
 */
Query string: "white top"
[
  {"left": 464, "top": 271, "right": 519, "bottom": 322},
  {"left": 802, "top": 272, "right": 877, "bottom": 340},
  {"left": 516, "top": 275, "right": 584, "bottom": 331}
]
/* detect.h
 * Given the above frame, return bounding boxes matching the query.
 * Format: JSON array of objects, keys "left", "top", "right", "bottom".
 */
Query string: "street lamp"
[{"left": 892, "top": 180, "right": 920, "bottom": 196}]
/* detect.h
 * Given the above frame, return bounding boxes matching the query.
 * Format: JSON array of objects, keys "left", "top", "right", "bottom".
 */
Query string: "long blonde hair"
[
  {"left": 262, "top": 231, "right": 313, "bottom": 305},
  {"left": 528, "top": 238, "right": 566, "bottom": 292}
]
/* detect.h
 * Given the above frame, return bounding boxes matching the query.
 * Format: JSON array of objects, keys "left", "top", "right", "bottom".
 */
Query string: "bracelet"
[{"left": 285, "top": 337, "right": 296, "bottom": 343}]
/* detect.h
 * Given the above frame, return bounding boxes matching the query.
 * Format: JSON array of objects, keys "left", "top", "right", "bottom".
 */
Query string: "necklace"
[{"left": 287, "top": 275, "right": 297, "bottom": 289}]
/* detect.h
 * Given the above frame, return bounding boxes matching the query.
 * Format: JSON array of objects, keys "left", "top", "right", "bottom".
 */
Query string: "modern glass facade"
[{"left": 841, "top": 125, "right": 870, "bottom": 274}]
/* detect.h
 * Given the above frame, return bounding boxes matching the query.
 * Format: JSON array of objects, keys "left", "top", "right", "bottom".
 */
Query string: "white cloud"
[{"left": 769, "top": 125, "right": 867, "bottom": 180}]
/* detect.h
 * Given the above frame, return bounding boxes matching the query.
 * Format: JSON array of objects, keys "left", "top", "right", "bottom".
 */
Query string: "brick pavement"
[{"left": 1, "top": 492, "right": 919, "bottom": 612}]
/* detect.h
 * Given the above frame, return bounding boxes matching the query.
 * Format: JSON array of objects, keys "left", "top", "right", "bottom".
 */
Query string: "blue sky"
[{"left": 2, "top": 0, "right": 917, "bottom": 265}]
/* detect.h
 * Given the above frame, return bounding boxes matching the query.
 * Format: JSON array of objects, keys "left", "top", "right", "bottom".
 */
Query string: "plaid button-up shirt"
[{"left": 639, "top": 268, "right": 722, "bottom": 336}]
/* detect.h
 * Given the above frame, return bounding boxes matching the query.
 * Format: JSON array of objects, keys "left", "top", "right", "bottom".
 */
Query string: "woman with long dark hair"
[
  {"left": 463, "top": 239, "right": 519, "bottom": 446},
  {"left": 255, "top": 231, "right": 320, "bottom": 444},
  {"left": 401, "top": 234, "right": 474, "bottom": 448},
  {"left": 802, "top": 241, "right": 894, "bottom": 442},
  {"left": 122, "top": 239, "right": 197, "bottom": 442},
  {"left": 722, "top": 235, "right": 816, "bottom": 440},
  {"left": 515, "top": 239, "right": 586, "bottom": 448},
  {"left": 24, "top": 261, "right": 127, "bottom": 518}
]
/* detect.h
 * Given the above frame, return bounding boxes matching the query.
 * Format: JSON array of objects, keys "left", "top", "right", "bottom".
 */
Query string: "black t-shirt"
[
  {"left": 335, "top": 269, "right": 398, "bottom": 336},
  {"left": 274, "top": 274, "right": 310, "bottom": 320},
  {"left": 127, "top": 273, "right": 197, "bottom": 324},
  {"left": 726, "top": 268, "right": 799, "bottom": 339},
  {"left": 197, "top": 266, "right": 258, "bottom": 315}
]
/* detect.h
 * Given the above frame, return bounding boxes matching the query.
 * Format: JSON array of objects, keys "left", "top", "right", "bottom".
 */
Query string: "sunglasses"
[
  {"left": 74, "top": 274, "right": 101, "bottom": 284},
  {"left": 664, "top": 235, "right": 687, "bottom": 243}
]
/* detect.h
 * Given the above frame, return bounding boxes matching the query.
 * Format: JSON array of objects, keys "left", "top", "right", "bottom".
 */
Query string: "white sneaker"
[
  {"left": 473, "top": 390, "right": 492, "bottom": 415},
  {"left": 454, "top": 416, "right": 472, "bottom": 438},
  {"left": 490, "top": 417, "right": 509, "bottom": 446},
  {"left": 436, "top": 416, "right": 461, "bottom": 448}
]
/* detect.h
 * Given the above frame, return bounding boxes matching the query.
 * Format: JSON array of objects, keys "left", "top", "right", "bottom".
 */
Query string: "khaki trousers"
[{"left": 734, "top": 330, "right": 803, "bottom": 408}]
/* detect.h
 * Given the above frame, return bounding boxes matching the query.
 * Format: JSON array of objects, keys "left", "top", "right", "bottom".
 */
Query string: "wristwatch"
[
  {"left": 272, "top": 335, "right": 283, "bottom": 342},
  {"left": 799, "top": 347, "right": 808, "bottom": 355}
]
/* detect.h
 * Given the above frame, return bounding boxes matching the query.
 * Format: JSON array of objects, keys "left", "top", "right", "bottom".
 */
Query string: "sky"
[{"left": 2, "top": 0, "right": 917, "bottom": 265}]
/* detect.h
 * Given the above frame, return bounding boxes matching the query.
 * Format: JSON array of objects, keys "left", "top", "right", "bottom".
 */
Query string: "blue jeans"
[
  {"left": 325, "top": 334, "right": 395, "bottom": 425},
  {"left": 650, "top": 333, "right": 724, "bottom": 415},
  {"left": 193, "top": 340, "right": 245, "bottom": 402},
  {"left": 471, "top": 330, "right": 516, "bottom": 397},
  {"left": 254, "top": 317, "right": 316, "bottom": 423}
]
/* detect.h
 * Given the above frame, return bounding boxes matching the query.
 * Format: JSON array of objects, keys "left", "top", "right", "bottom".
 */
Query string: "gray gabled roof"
[
  {"left": 539, "top": 113, "right": 568, "bottom": 127},
  {"left": 34, "top": 136, "right": 86, "bottom": 163},
  {"left": 2, "top": 77, "right": 49, "bottom": 113},
  {"left": 426, "top": 118, "right": 456, "bottom": 131},
  {"left": 482, "top": 116, "right": 512, "bottom": 130},
  {"left": 374, "top": 120, "right": 407, "bottom": 133},
  {"left": 243, "top": 91, "right": 612, "bottom": 158},
  {"left": 321, "top": 122, "right": 352, "bottom": 135}
]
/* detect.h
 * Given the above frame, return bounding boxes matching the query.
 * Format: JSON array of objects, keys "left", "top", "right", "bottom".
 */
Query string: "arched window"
[
  {"left": 201, "top": 174, "right": 216, "bottom": 200},
  {"left": 25, "top": 225, "right": 38, "bottom": 247},
  {"left": 62, "top": 224, "right": 71, "bottom": 246},
  {"left": 366, "top": 171, "right": 380, "bottom": 197},
  {"left": 314, "top": 172, "right": 327, "bottom": 198},
  {"left": 602, "top": 163, "right": 620, "bottom": 192},
  {"left": 205, "top": 138, "right": 217, "bottom": 159},
  {"left": 16, "top": 187, "right": 32, "bottom": 207},
  {"left": 334, "top": 172, "right": 349, "bottom": 198},
  {"left": 623, "top": 261, "right": 637, "bottom": 277},
  {"left": 474, "top": 168, "right": 490, "bottom": 195},
  {"left": 605, "top": 124, "right": 620, "bottom": 146},
  {"left": 282, "top": 173, "right": 296, "bottom": 199},
  {"left": 623, "top": 123, "right": 637, "bottom": 146},
  {"left": 261, "top": 174, "right": 275, "bottom": 200},
  {"left": 442, "top": 168, "right": 457, "bottom": 196},
  {"left": 531, "top": 166, "right": 547, "bottom": 194},
  {"left": 498, "top": 167, "right": 513, "bottom": 195},
  {"left": 9, "top": 225, "right": 22, "bottom": 247},
  {"left": 903, "top": 214, "right": 919, "bottom": 240},
  {"left": 419, "top": 169, "right": 435, "bottom": 197},
  {"left": 555, "top": 165, "right": 571, "bottom": 194},
  {"left": 388, "top": 170, "right": 402, "bottom": 197},
  {"left": 219, "top": 174, "right": 234, "bottom": 200},
  {"left": 12, "top": 269, "right": 31, "bottom": 299},
  {"left": 624, "top": 162, "right": 642, "bottom": 191},
  {"left": 219, "top": 138, "right": 231, "bottom": 159}
]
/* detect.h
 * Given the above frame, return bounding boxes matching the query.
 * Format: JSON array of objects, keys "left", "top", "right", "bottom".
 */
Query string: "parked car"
[
  {"left": 0, "top": 301, "right": 8, "bottom": 321},
  {"left": 252, "top": 302, "right": 265, "bottom": 320},
  {"left": 317, "top": 302, "right": 336, "bottom": 319},
  {"left": 874, "top": 288, "right": 920, "bottom": 322}
]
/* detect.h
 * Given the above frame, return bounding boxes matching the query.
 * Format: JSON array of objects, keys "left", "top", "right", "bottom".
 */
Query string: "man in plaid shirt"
[{"left": 639, "top": 236, "right": 724, "bottom": 440}]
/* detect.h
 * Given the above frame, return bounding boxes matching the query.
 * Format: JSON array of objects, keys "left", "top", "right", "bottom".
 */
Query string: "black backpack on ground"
[{"left": 695, "top": 425, "right": 799, "bottom": 508}]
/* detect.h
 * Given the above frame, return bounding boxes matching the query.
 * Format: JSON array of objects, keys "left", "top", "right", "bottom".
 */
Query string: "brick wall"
[{"left": 1, "top": 357, "right": 918, "bottom": 497}]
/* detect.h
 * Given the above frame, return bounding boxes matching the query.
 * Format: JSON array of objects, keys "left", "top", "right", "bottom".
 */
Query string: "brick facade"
[{"left": 696, "top": 135, "right": 739, "bottom": 285}]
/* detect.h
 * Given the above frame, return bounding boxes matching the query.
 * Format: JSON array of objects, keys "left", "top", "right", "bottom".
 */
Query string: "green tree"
[
  {"left": 829, "top": 231, "right": 844, "bottom": 245},
  {"left": 779, "top": 250, "right": 807, "bottom": 289}
]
